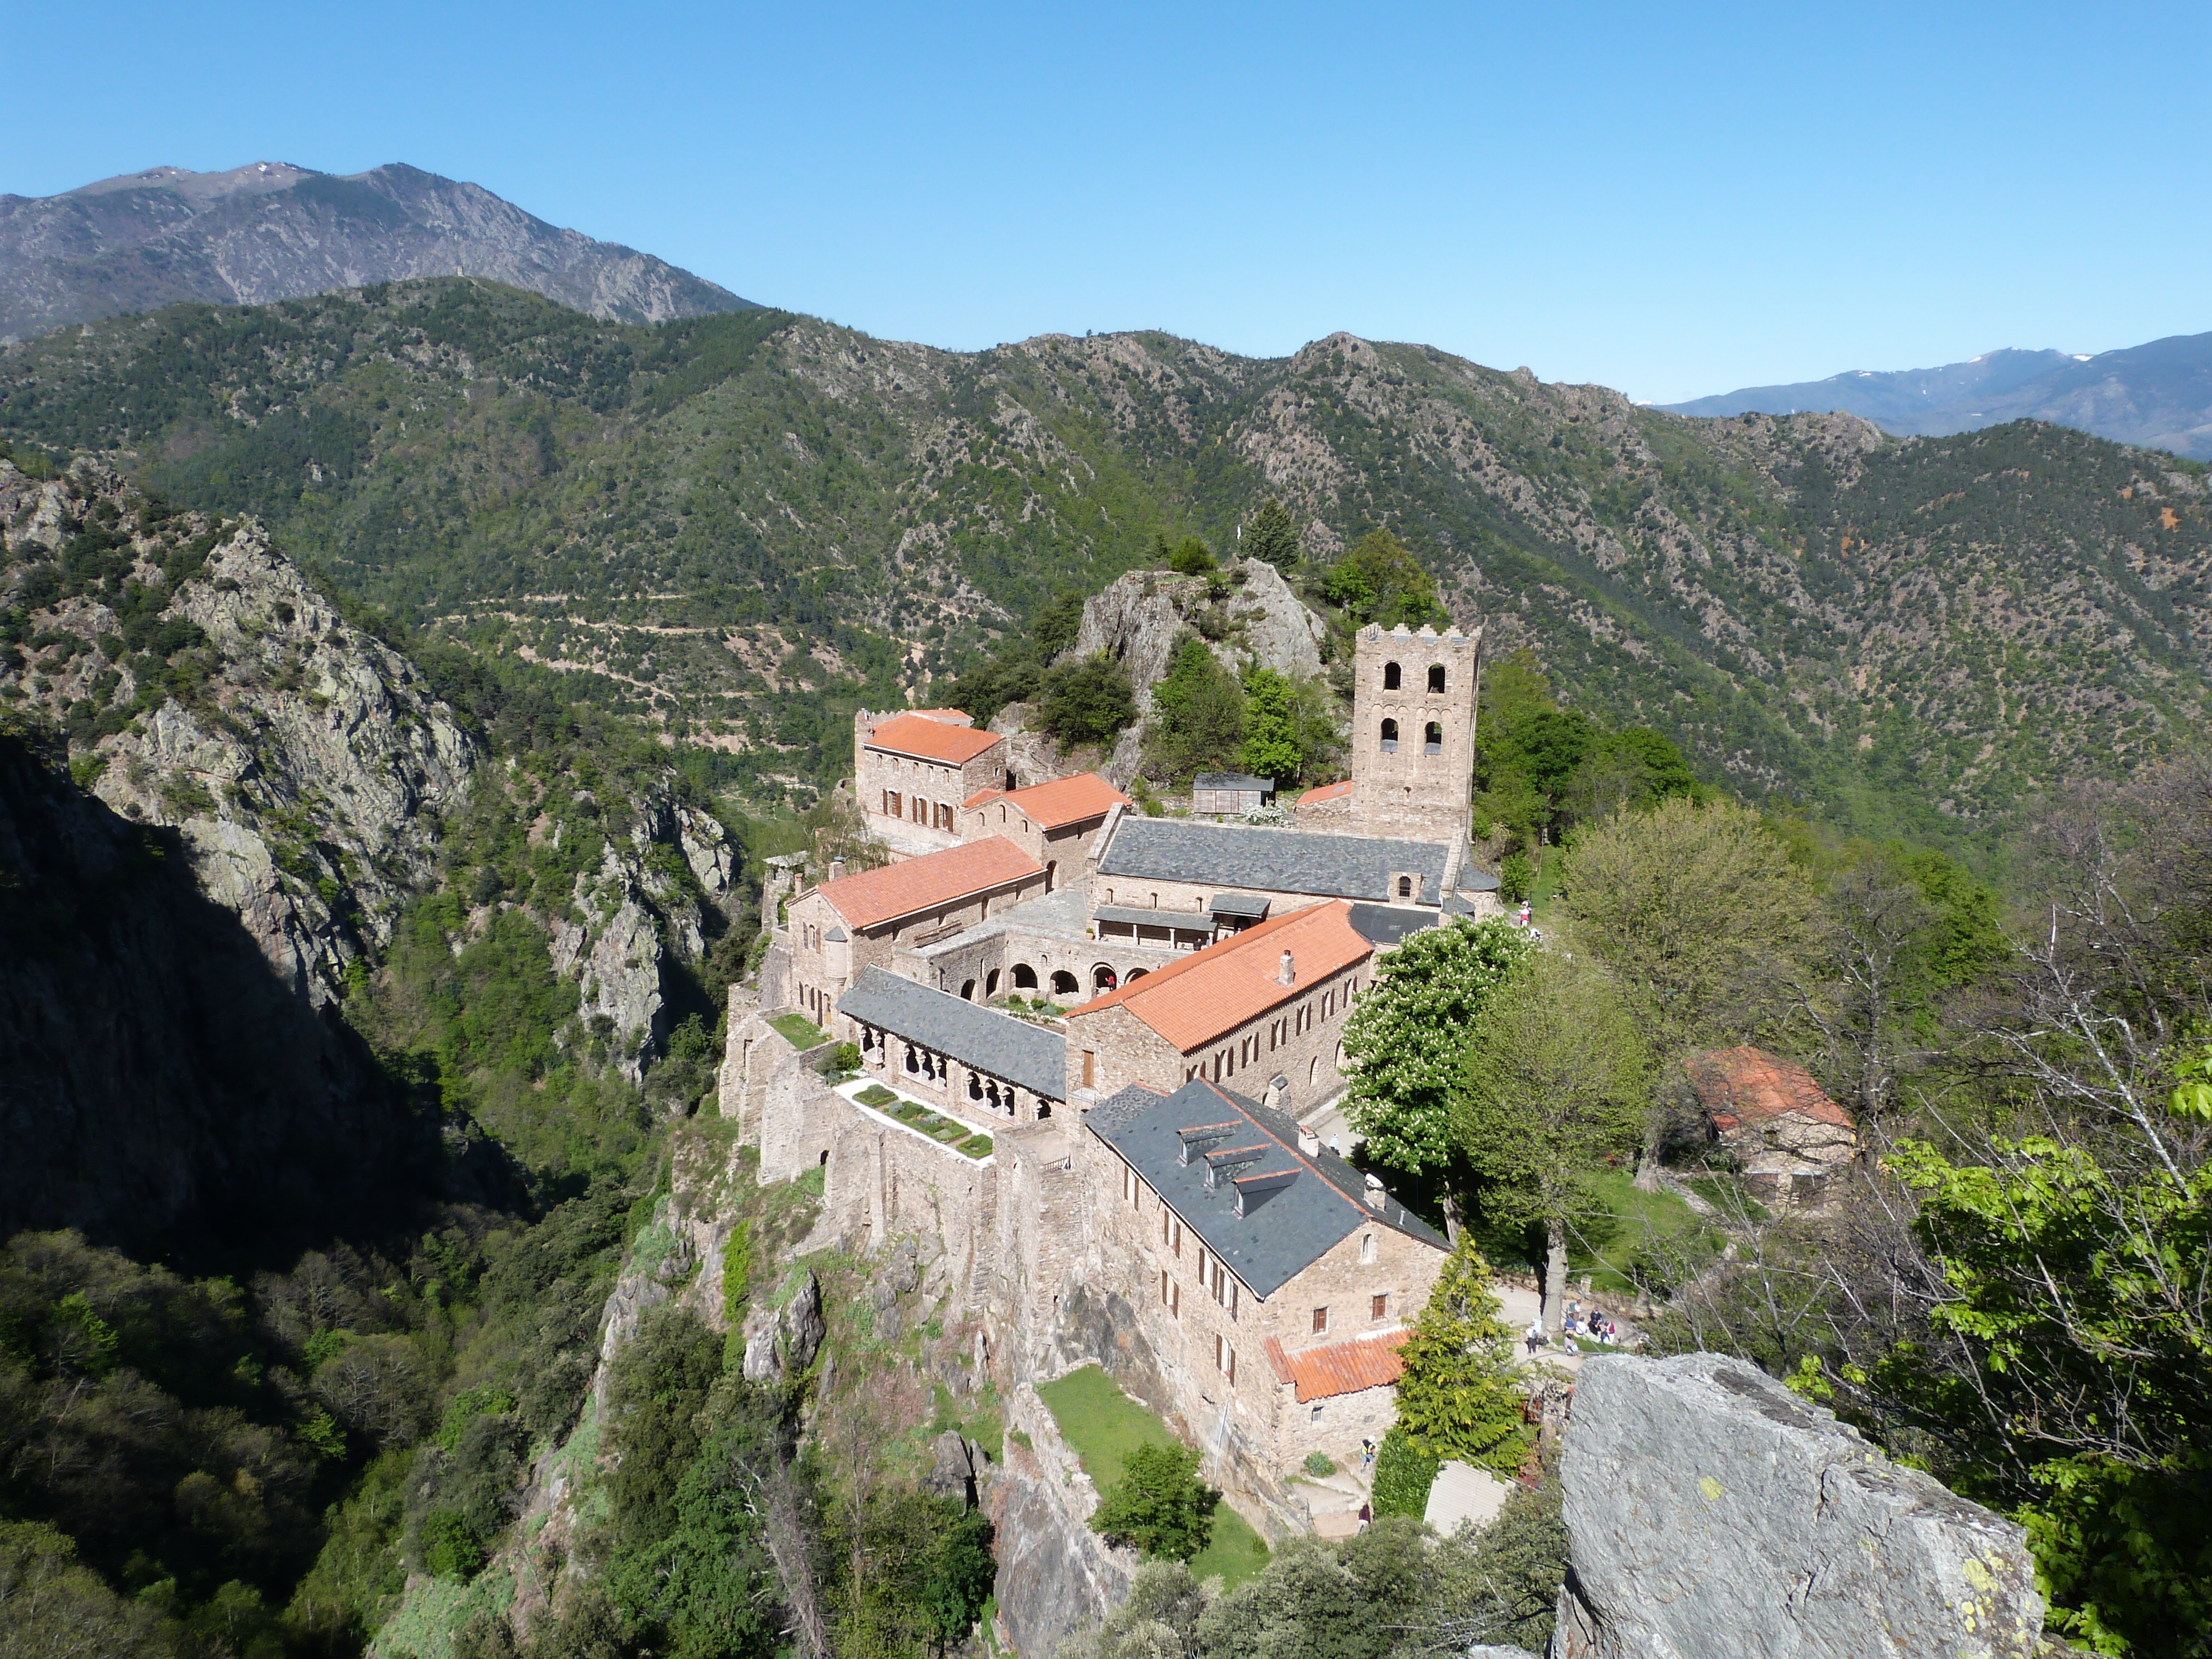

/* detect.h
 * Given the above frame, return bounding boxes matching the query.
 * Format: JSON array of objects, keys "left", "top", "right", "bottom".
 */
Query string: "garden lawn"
[
  {"left": 767, "top": 1013, "right": 829, "bottom": 1050},
  {"left": 1037, "top": 1365, "right": 1270, "bottom": 1588},
  {"left": 1566, "top": 1167, "right": 1719, "bottom": 1293}
]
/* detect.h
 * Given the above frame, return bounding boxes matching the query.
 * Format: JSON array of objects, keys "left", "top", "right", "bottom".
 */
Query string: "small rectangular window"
[
  {"left": 1312, "top": 1307, "right": 1328, "bottom": 1334},
  {"left": 1373, "top": 1293, "right": 1389, "bottom": 1321}
]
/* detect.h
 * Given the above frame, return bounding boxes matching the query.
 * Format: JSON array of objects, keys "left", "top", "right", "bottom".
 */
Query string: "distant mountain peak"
[
  {"left": 0, "top": 161, "right": 756, "bottom": 342},
  {"left": 1663, "top": 336, "right": 2212, "bottom": 460}
]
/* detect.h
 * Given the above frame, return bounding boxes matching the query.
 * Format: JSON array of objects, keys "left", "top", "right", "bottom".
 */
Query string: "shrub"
[
  {"left": 857, "top": 1084, "right": 896, "bottom": 1107},
  {"left": 1166, "top": 537, "right": 1215, "bottom": 576},
  {"left": 1302, "top": 1451, "right": 1337, "bottom": 1477},
  {"left": 420, "top": 1509, "right": 483, "bottom": 1580},
  {"left": 1040, "top": 654, "right": 1136, "bottom": 748},
  {"left": 1370, "top": 1427, "right": 1439, "bottom": 1519},
  {"left": 960, "top": 1136, "right": 993, "bottom": 1159},
  {"left": 1499, "top": 852, "right": 1533, "bottom": 903},
  {"left": 1089, "top": 1441, "right": 1220, "bottom": 1561},
  {"left": 830, "top": 1041, "right": 861, "bottom": 1073}
]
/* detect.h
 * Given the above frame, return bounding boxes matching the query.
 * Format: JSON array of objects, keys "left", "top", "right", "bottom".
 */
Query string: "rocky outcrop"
[
  {"left": 1553, "top": 1353, "right": 2048, "bottom": 1659},
  {"left": 988, "top": 1383, "right": 1135, "bottom": 1659},
  {"left": 0, "top": 161, "right": 755, "bottom": 342},
  {"left": 740, "top": 1269, "right": 827, "bottom": 1383},
  {"left": 1, "top": 459, "right": 473, "bottom": 1004},
  {"left": 1066, "top": 557, "right": 1326, "bottom": 711}
]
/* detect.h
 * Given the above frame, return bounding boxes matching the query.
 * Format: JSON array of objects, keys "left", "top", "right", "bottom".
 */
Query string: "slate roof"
[
  {"left": 1093, "top": 905, "right": 1215, "bottom": 931},
  {"left": 1194, "top": 771, "right": 1275, "bottom": 793},
  {"left": 865, "top": 712, "right": 1004, "bottom": 765},
  {"left": 1209, "top": 892, "right": 1272, "bottom": 919},
  {"left": 837, "top": 965, "right": 1067, "bottom": 1099},
  {"left": 1345, "top": 904, "right": 1442, "bottom": 948},
  {"left": 1004, "top": 771, "right": 1131, "bottom": 828},
  {"left": 815, "top": 837, "right": 1041, "bottom": 930},
  {"left": 1067, "top": 901, "right": 1373, "bottom": 1052},
  {"left": 1098, "top": 818, "right": 1451, "bottom": 903},
  {"left": 1686, "top": 1046, "right": 1855, "bottom": 1132},
  {"left": 1086, "top": 1077, "right": 1447, "bottom": 1300},
  {"left": 1263, "top": 1330, "right": 1413, "bottom": 1402}
]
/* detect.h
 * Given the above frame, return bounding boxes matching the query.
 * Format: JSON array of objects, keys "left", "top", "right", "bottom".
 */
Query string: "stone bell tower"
[{"left": 1348, "top": 622, "right": 1482, "bottom": 846}]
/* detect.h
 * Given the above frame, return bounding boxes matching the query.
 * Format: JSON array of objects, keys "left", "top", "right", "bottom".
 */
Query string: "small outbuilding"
[
  {"left": 1685, "top": 1046, "right": 1857, "bottom": 1206},
  {"left": 1192, "top": 772, "right": 1276, "bottom": 817}
]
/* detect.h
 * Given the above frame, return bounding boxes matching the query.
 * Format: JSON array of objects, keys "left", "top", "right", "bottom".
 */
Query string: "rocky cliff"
[
  {"left": 0, "top": 161, "right": 756, "bottom": 341},
  {"left": 0, "top": 457, "right": 476, "bottom": 1004},
  {"left": 1067, "top": 556, "right": 1327, "bottom": 712}
]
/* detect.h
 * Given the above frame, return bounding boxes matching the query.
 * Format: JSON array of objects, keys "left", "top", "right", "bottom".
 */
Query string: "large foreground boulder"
[{"left": 1554, "top": 1353, "right": 2047, "bottom": 1658}]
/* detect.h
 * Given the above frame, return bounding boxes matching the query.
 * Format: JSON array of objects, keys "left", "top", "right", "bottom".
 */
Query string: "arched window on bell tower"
[
  {"left": 1380, "top": 719, "right": 1399, "bottom": 753},
  {"left": 1428, "top": 664, "right": 1446, "bottom": 693},
  {"left": 1383, "top": 661, "right": 1401, "bottom": 690},
  {"left": 1425, "top": 722, "right": 1443, "bottom": 755}
]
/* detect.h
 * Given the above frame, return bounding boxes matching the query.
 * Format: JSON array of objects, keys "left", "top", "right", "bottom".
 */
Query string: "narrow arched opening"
[
  {"left": 1013, "top": 963, "right": 1038, "bottom": 990},
  {"left": 1397, "top": 875, "right": 1413, "bottom": 898},
  {"left": 1380, "top": 718, "right": 1399, "bottom": 753},
  {"left": 1383, "top": 661, "right": 1401, "bottom": 690},
  {"left": 985, "top": 968, "right": 1001, "bottom": 996},
  {"left": 959, "top": 979, "right": 977, "bottom": 1000},
  {"left": 1427, "top": 664, "right": 1446, "bottom": 693},
  {"left": 1424, "top": 721, "right": 1443, "bottom": 755}
]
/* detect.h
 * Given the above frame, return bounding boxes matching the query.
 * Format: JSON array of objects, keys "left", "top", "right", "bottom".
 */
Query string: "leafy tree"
[
  {"left": 1390, "top": 1236, "right": 1532, "bottom": 1476},
  {"left": 1458, "top": 951, "right": 1650, "bottom": 1332},
  {"left": 1237, "top": 665, "right": 1303, "bottom": 782},
  {"left": 1319, "top": 529, "right": 1449, "bottom": 630},
  {"left": 1088, "top": 1441, "right": 1220, "bottom": 1562},
  {"left": 1498, "top": 853, "right": 1533, "bottom": 904},
  {"left": 1557, "top": 796, "right": 1818, "bottom": 1058},
  {"left": 1426, "top": 1467, "right": 1568, "bottom": 1654},
  {"left": 1369, "top": 1427, "right": 1441, "bottom": 1520},
  {"left": 1342, "top": 919, "right": 1533, "bottom": 1234},
  {"left": 1033, "top": 588, "right": 1088, "bottom": 659},
  {"left": 1166, "top": 536, "right": 1215, "bottom": 576},
  {"left": 1244, "top": 497, "right": 1302, "bottom": 570},
  {"left": 1142, "top": 638, "right": 1245, "bottom": 784},
  {"left": 1040, "top": 654, "right": 1137, "bottom": 748}
]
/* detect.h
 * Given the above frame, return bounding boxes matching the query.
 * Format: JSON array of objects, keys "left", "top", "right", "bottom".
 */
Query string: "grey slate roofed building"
[
  {"left": 1098, "top": 818, "right": 1452, "bottom": 904},
  {"left": 1344, "top": 904, "right": 1443, "bottom": 948},
  {"left": 837, "top": 965, "right": 1067, "bottom": 1100},
  {"left": 1086, "top": 1078, "right": 1447, "bottom": 1298}
]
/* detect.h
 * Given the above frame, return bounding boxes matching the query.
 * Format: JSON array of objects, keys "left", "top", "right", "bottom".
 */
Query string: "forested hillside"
[{"left": 4, "top": 278, "right": 2208, "bottom": 842}]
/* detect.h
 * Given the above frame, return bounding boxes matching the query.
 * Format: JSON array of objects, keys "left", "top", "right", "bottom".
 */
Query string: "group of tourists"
[{"left": 1522, "top": 1303, "right": 1621, "bottom": 1357}]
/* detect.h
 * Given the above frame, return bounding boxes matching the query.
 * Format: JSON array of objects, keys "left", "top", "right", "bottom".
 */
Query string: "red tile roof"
[
  {"left": 815, "top": 836, "right": 1041, "bottom": 930},
  {"left": 962, "top": 788, "right": 1005, "bottom": 810},
  {"left": 1066, "top": 900, "right": 1372, "bottom": 1052},
  {"left": 1297, "top": 779, "right": 1354, "bottom": 806},
  {"left": 866, "top": 712, "right": 1004, "bottom": 765},
  {"left": 1262, "top": 1330, "right": 1411, "bottom": 1402},
  {"left": 1686, "top": 1046, "right": 1855, "bottom": 1131},
  {"left": 906, "top": 708, "right": 975, "bottom": 725},
  {"left": 1003, "top": 772, "right": 1131, "bottom": 829}
]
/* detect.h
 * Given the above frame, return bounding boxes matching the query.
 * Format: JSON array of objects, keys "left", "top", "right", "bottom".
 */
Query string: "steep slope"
[
  {"left": 0, "top": 161, "right": 755, "bottom": 341},
  {"left": 1663, "top": 331, "right": 2212, "bottom": 460},
  {"left": 3, "top": 281, "right": 2208, "bottom": 842}
]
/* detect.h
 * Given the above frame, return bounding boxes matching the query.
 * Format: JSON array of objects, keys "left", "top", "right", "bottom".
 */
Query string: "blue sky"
[{"left": 13, "top": 2, "right": 2209, "bottom": 403}]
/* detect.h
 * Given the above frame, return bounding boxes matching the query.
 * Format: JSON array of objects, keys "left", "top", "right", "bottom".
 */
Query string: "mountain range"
[
  {"left": 4, "top": 279, "right": 2205, "bottom": 850},
  {"left": 0, "top": 161, "right": 757, "bottom": 343},
  {"left": 1663, "top": 332, "right": 2212, "bottom": 460}
]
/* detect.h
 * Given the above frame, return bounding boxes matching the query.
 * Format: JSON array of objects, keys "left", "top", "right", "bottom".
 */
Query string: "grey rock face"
[
  {"left": 0, "top": 161, "right": 756, "bottom": 342},
  {"left": 0, "top": 460, "right": 474, "bottom": 1004},
  {"left": 1068, "top": 557, "right": 1326, "bottom": 711},
  {"left": 1554, "top": 1353, "right": 2047, "bottom": 1659},
  {"left": 741, "top": 1322, "right": 781, "bottom": 1383},
  {"left": 782, "top": 1271, "right": 826, "bottom": 1372}
]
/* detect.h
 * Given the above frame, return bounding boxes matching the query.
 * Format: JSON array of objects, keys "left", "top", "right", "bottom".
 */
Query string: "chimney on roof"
[
  {"left": 1363, "top": 1172, "right": 1386, "bottom": 1211},
  {"left": 1297, "top": 1127, "right": 1321, "bottom": 1156},
  {"left": 829, "top": 857, "right": 847, "bottom": 881},
  {"left": 1279, "top": 950, "right": 1296, "bottom": 987}
]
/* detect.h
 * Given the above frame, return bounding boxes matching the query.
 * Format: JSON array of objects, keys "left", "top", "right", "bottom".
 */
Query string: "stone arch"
[
  {"left": 987, "top": 968, "right": 1001, "bottom": 996},
  {"left": 1126, "top": 967, "right": 1150, "bottom": 981},
  {"left": 1037, "top": 1102, "right": 1052, "bottom": 1119},
  {"left": 1428, "top": 663, "right": 1446, "bottom": 693},
  {"left": 1383, "top": 661, "right": 1401, "bottom": 690},
  {"left": 1397, "top": 874, "right": 1413, "bottom": 898},
  {"left": 1050, "top": 969, "right": 1080, "bottom": 997},
  {"left": 904, "top": 1045, "right": 920, "bottom": 1074},
  {"left": 1092, "top": 963, "right": 1118, "bottom": 991},
  {"left": 1046, "top": 860, "right": 1060, "bottom": 892},
  {"left": 1380, "top": 718, "right": 1399, "bottom": 753},
  {"left": 1424, "top": 721, "right": 1443, "bottom": 754},
  {"left": 968, "top": 1072, "right": 984, "bottom": 1100},
  {"left": 959, "top": 979, "right": 977, "bottom": 1000},
  {"left": 1013, "top": 962, "right": 1038, "bottom": 990},
  {"left": 1309, "top": 1056, "right": 1319, "bottom": 1085}
]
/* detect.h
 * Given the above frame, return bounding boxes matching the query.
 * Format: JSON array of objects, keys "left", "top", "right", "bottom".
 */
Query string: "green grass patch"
[
  {"left": 766, "top": 1012, "right": 829, "bottom": 1050},
  {"left": 1686, "top": 1174, "right": 1770, "bottom": 1223},
  {"left": 855, "top": 1083, "right": 897, "bottom": 1107},
  {"left": 1037, "top": 1365, "right": 1270, "bottom": 1589},
  {"left": 1566, "top": 1167, "right": 1721, "bottom": 1293},
  {"left": 959, "top": 1135, "right": 994, "bottom": 1160}
]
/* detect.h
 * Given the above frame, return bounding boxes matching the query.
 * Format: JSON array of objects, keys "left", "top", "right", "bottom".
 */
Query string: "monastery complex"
[{"left": 723, "top": 622, "right": 1505, "bottom": 1526}]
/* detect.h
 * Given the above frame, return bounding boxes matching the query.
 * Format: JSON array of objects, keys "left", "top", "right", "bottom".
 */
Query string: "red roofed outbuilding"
[{"left": 1686, "top": 1046, "right": 1858, "bottom": 1205}]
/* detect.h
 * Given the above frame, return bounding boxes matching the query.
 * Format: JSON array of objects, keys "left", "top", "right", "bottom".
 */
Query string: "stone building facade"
[
  {"left": 1062, "top": 901, "right": 1376, "bottom": 1118},
  {"left": 1074, "top": 1078, "right": 1450, "bottom": 1493},
  {"left": 838, "top": 965, "right": 1067, "bottom": 1129},
  {"left": 854, "top": 708, "right": 1011, "bottom": 858},
  {"left": 783, "top": 837, "right": 1045, "bottom": 1026},
  {"left": 1347, "top": 621, "right": 1481, "bottom": 845},
  {"left": 956, "top": 773, "right": 1130, "bottom": 890},
  {"left": 1686, "top": 1046, "right": 1859, "bottom": 1205}
]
